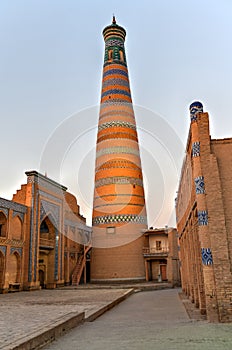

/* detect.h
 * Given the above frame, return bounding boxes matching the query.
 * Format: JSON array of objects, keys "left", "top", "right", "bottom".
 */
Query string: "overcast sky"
[{"left": 1, "top": 0, "right": 231, "bottom": 227}]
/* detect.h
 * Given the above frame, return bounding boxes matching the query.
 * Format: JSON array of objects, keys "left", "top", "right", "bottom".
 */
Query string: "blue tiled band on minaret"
[
  {"left": 101, "top": 89, "right": 131, "bottom": 98},
  {"left": 103, "top": 69, "right": 128, "bottom": 78},
  {"left": 98, "top": 120, "right": 136, "bottom": 131},
  {"left": 93, "top": 214, "right": 147, "bottom": 225}
]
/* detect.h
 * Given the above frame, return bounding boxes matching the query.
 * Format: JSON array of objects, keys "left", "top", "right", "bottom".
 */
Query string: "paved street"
[
  {"left": 45, "top": 289, "right": 232, "bottom": 350},
  {"left": 0, "top": 288, "right": 132, "bottom": 349}
]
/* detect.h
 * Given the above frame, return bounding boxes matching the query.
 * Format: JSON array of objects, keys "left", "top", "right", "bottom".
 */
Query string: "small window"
[
  {"left": 107, "top": 227, "right": 115, "bottom": 234},
  {"left": 156, "top": 241, "right": 162, "bottom": 250},
  {"left": 119, "top": 50, "right": 124, "bottom": 62},
  {"left": 0, "top": 224, "right": 6, "bottom": 237},
  {"left": 40, "top": 221, "right": 49, "bottom": 233},
  {"left": 108, "top": 50, "right": 113, "bottom": 60},
  {"left": 0, "top": 212, "right": 7, "bottom": 237}
]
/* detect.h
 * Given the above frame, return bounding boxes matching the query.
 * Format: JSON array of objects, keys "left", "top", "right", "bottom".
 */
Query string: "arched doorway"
[
  {"left": 39, "top": 216, "right": 56, "bottom": 288},
  {"left": 8, "top": 252, "right": 20, "bottom": 290},
  {"left": 39, "top": 269, "right": 45, "bottom": 288},
  {"left": 0, "top": 212, "right": 7, "bottom": 237},
  {"left": 12, "top": 215, "right": 22, "bottom": 240}
]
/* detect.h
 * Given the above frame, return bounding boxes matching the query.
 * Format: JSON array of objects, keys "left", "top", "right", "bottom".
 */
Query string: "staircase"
[{"left": 72, "top": 244, "right": 92, "bottom": 286}]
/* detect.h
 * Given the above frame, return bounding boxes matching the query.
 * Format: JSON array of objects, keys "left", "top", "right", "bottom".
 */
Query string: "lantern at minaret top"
[
  {"left": 91, "top": 17, "right": 147, "bottom": 282},
  {"left": 103, "top": 16, "right": 127, "bottom": 65}
]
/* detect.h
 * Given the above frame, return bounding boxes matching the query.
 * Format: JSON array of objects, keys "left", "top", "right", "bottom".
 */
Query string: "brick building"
[
  {"left": 176, "top": 101, "right": 232, "bottom": 322},
  {"left": 0, "top": 171, "right": 91, "bottom": 293},
  {"left": 143, "top": 227, "right": 180, "bottom": 286},
  {"left": 91, "top": 17, "right": 147, "bottom": 281}
]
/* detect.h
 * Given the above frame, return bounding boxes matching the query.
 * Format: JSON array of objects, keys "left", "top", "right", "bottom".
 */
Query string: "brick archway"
[{"left": 8, "top": 252, "right": 20, "bottom": 284}]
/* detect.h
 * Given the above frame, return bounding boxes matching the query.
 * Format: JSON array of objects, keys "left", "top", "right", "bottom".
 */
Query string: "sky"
[{"left": 1, "top": 0, "right": 232, "bottom": 227}]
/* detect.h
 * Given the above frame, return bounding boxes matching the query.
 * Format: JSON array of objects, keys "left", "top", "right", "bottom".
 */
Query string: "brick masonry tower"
[
  {"left": 176, "top": 101, "right": 232, "bottom": 322},
  {"left": 91, "top": 17, "right": 147, "bottom": 281}
]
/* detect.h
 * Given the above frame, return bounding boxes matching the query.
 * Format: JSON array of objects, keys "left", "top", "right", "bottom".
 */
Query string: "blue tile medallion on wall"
[
  {"left": 194, "top": 176, "right": 205, "bottom": 194},
  {"left": 201, "top": 248, "right": 213, "bottom": 265},
  {"left": 192, "top": 142, "right": 200, "bottom": 157},
  {"left": 198, "top": 210, "right": 208, "bottom": 225}
]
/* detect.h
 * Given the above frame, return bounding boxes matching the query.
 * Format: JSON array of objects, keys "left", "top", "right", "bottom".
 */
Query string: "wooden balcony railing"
[{"left": 143, "top": 247, "right": 169, "bottom": 256}]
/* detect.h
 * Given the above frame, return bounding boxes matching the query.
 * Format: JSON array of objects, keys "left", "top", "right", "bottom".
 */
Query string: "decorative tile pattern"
[
  {"left": 93, "top": 214, "right": 147, "bottom": 225},
  {"left": 189, "top": 101, "right": 203, "bottom": 122},
  {"left": 10, "top": 247, "right": 22, "bottom": 257},
  {"left": 103, "top": 69, "right": 128, "bottom": 78},
  {"left": 54, "top": 228, "right": 59, "bottom": 281},
  {"left": 105, "top": 39, "right": 124, "bottom": 48},
  {"left": 192, "top": 142, "right": 200, "bottom": 157},
  {"left": 95, "top": 176, "right": 143, "bottom": 188},
  {"left": 100, "top": 101, "right": 133, "bottom": 108},
  {"left": 38, "top": 190, "right": 63, "bottom": 204},
  {"left": 0, "top": 245, "right": 6, "bottom": 256},
  {"left": 198, "top": 210, "right": 208, "bottom": 225},
  {"left": 97, "top": 132, "right": 137, "bottom": 143},
  {"left": 60, "top": 232, "right": 62, "bottom": 279},
  {"left": 100, "top": 111, "right": 134, "bottom": 121},
  {"left": 26, "top": 171, "right": 67, "bottom": 193},
  {"left": 34, "top": 192, "right": 39, "bottom": 282},
  {"left": 194, "top": 176, "right": 205, "bottom": 194},
  {"left": 28, "top": 181, "right": 34, "bottom": 282},
  {"left": 104, "top": 98, "right": 131, "bottom": 104},
  {"left": 101, "top": 89, "right": 131, "bottom": 98},
  {"left": 98, "top": 120, "right": 136, "bottom": 131},
  {"left": 96, "top": 160, "right": 140, "bottom": 170},
  {"left": 96, "top": 146, "right": 139, "bottom": 158},
  {"left": 0, "top": 199, "right": 27, "bottom": 214},
  {"left": 102, "top": 78, "right": 129, "bottom": 89},
  {"left": 0, "top": 207, "right": 9, "bottom": 218},
  {"left": 201, "top": 248, "right": 213, "bottom": 265},
  {"left": 0, "top": 238, "right": 23, "bottom": 247},
  {"left": 40, "top": 200, "right": 60, "bottom": 229},
  {"left": 13, "top": 211, "right": 25, "bottom": 222}
]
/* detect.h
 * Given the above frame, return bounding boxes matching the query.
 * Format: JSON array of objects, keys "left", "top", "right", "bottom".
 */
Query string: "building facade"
[
  {"left": 91, "top": 17, "right": 147, "bottom": 281},
  {"left": 176, "top": 101, "right": 232, "bottom": 322},
  {"left": 143, "top": 227, "right": 180, "bottom": 286},
  {"left": 0, "top": 171, "right": 91, "bottom": 293}
]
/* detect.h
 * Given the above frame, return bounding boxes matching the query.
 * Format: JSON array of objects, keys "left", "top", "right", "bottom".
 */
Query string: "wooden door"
[{"left": 160, "top": 264, "right": 167, "bottom": 281}]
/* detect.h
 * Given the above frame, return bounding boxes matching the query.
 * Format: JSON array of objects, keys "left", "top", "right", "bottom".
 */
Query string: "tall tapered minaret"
[{"left": 91, "top": 17, "right": 147, "bottom": 281}]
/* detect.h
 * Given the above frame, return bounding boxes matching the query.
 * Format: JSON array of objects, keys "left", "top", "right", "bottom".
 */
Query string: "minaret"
[{"left": 91, "top": 17, "right": 147, "bottom": 281}]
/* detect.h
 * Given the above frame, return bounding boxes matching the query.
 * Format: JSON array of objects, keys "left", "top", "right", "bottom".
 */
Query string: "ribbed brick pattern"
[
  {"left": 91, "top": 18, "right": 147, "bottom": 281},
  {"left": 92, "top": 20, "right": 147, "bottom": 230}
]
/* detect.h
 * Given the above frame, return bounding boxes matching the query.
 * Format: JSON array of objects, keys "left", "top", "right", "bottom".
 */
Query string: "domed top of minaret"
[
  {"left": 103, "top": 16, "right": 126, "bottom": 42},
  {"left": 189, "top": 101, "right": 204, "bottom": 122}
]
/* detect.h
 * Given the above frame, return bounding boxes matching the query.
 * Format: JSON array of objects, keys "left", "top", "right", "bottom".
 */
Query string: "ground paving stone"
[
  {"left": 0, "top": 288, "right": 131, "bottom": 349},
  {"left": 45, "top": 289, "right": 232, "bottom": 350}
]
